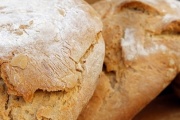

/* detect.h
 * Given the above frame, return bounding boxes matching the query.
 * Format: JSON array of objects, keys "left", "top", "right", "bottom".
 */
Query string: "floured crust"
[
  {"left": 0, "top": 36, "right": 104, "bottom": 120},
  {"left": 0, "top": 0, "right": 105, "bottom": 119},
  {"left": 0, "top": 34, "right": 105, "bottom": 120},
  {"left": 79, "top": 0, "right": 180, "bottom": 120},
  {"left": 0, "top": 0, "right": 104, "bottom": 102}
]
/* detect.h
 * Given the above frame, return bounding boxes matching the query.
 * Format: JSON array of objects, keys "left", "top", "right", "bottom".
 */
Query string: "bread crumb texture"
[
  {"left": 78, "top": 0, "right": 180, "bottom": 120},
  {"left": 0, "top": 0, "right": 105, "bottom": 119}
]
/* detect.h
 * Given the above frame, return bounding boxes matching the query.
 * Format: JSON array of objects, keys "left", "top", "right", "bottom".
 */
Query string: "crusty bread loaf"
[
  {"left": 0, "top": 0, "right": 105, "bottom": 119},
  {"left": 79, "top": 0, "right": 180, "bottom": 119}
]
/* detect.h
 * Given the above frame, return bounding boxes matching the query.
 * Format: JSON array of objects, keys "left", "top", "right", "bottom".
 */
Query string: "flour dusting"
[{"left": 121, "top": 28, "right": 167, "bottom": 60}]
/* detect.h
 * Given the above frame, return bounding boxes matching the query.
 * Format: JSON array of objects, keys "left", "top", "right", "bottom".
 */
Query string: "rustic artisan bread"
[
  {"left": 0, "top": 0, "right": 105, "bottom": 119},
  {"left": 79, "top": 0, "right": 180, "bottom": 119}
]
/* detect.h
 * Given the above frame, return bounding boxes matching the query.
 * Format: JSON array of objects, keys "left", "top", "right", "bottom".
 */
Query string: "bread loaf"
[
  {"left": 0, "top": 0, "right": 105, "bottom": 119},
  {"left": 79, "top": 0, "right": 180, "bottom": 119}
]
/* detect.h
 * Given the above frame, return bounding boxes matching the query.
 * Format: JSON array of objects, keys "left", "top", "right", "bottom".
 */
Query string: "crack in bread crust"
[
  {"left": 0, "top": 0, "right": 105, "bottom": 119},
  {"left": 0, "top": 0, "right": 103, "bottom": 102},
  {"left": 0, "top": 32, "right": 104, "bottom": 120}
]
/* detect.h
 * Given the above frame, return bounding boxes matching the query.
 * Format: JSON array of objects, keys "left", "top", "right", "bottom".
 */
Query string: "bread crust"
[
  {"left": 0, "top": 0, "right": 105, "bottom": 119},
  {"left": 0, "top": 0, "right": 104, "bottom": 102},
  {"left": 79, "top": 0, "right": 180, "bottom": 119}
]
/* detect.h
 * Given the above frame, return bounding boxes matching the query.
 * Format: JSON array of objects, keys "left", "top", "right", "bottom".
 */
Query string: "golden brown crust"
[
  {"left": 0, "top": 0, "right": 104, "bottom": 102},
  {"left": 79, "top": 0, "right": 180, "bottom": 119},
  {"left": 0, "top": 0, "right": 105, "bottom": 119},
  {"left": 0, "top": 34, "right": 105, "bottom": 120},
  {"left": 0, "top": 80, "right": 9, "bottom": 120}
]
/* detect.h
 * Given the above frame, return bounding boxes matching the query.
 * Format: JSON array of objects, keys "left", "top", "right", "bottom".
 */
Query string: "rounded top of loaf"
[
  {"left": 0, "top": 0, "right": 101, "bottom": 59},
  {"left": 0, "top": 0, "right": 103, "bottom": 102}
]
